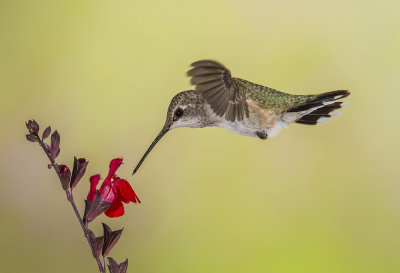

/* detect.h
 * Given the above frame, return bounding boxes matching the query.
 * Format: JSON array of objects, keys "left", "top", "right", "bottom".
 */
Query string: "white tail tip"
[{"left": 317, "top": 117, "right": 330, "bottom": 124}]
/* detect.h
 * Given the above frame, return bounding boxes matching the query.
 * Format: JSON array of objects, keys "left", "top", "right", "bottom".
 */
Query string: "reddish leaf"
[
  {"left": 102, "top": 223, "right": 123, "bottom": 257},
  {"left": 107, "top": 257, "right": 119, "bottom": 273},
  {"left": 26, "top": 134, "right": 38, "bottom": 142},
  {"left": 88, "top": 230, "right": 104, "bottom": 259},
  {"left": 119, "top": 259, "right": 128, "bottom": 273},
  {"left": 50, "top": 130, "right": 60, "bottom": 159},
  {"left": 107, "top": 257, "right": 128, "bottom": 273},
  {"left": 83, "top": 191, "right": 111, "bottom": 224},
  {"left": 42, "top": 126, "right": 51, "bottom": 140}
]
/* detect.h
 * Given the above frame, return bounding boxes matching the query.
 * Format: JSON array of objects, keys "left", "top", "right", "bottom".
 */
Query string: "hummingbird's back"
[{"left": 232, "top": 78, "right": 315, "bottom": 113}]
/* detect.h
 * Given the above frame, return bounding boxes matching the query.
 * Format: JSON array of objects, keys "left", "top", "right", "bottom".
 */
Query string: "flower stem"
[
  {"left": 67, "top": 190, "right": 86, "bottom": 235},
  {"left": 35, "top": 135, "right": 106, "bottom": 273}
]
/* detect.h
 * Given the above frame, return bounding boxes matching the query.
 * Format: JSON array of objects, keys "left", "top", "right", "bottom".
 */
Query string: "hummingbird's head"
[
  {"left": 165, "top": 90, "right": 206, "bottom": 130},
  {"left": 132, "top": 90, "right": 205, "bottom": 175}
]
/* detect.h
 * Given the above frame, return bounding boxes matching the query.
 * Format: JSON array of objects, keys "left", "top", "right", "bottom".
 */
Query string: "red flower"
[{"left": 87, "top": 158, "right": 140, "bottom": 217}]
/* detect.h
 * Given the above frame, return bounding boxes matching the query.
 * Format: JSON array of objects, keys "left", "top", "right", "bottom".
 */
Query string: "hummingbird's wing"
[{"left": 187, "top": 60, "right": 249, "bottom": 122}]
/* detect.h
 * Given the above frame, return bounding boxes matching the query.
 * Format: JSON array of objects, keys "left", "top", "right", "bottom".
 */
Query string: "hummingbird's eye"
[{"left": 174, "top": 108, "right": 184, "bottom": 120}]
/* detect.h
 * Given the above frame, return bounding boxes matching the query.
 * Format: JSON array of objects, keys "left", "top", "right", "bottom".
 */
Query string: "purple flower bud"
[
  {"left": 26, "top": 120, "right": 39, "bottom": 135},
  {"left": 70, "top": 157, "right": 88, "bottom": 188},
  {"left": 58, "top": 165, "right": 71, "bottom": 190}
]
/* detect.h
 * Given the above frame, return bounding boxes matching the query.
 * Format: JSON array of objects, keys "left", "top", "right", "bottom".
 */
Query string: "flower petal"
[
  {"left": 105, "top": 198, "right": 124, "bottom": 217},
  {"left": 108, "top": 158, "right": 123, "bottom": 177},
  {"left": 99, "top": 183, "right": 116, "bottom": 203},
  {"left": 115, "top": 179, "right": 141, "bottom": 204},
  {"left": 87, "top": 174, "right": 100, "bottom": 202}
]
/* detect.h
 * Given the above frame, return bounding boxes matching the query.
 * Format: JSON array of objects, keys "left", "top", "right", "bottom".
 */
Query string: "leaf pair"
[{"left": 88, "top": 223, "right": 125, "bottom": 273}]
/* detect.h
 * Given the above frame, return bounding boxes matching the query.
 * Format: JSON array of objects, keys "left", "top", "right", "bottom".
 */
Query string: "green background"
[{"left": 1, "top": 0, "right": 399, "bottom": 272}]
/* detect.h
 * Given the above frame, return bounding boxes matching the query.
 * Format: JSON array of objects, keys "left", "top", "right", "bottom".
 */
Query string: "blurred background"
[{"left": 1, "top": 0, "right": 399, "bottom": 272}]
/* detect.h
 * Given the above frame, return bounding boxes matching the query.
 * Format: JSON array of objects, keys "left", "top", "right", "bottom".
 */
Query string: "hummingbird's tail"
[{"left": 285, "top": 90, "right": 350, "bottom": 125}]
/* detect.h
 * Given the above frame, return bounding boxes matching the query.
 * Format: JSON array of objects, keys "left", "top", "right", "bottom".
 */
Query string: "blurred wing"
[{"left": 187, "top": 60, "right": 249, "bottom": 122}]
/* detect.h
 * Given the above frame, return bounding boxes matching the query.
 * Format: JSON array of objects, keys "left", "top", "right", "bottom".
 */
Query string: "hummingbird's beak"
[{"left": 132, "top": 126, "right": 169, "bottom": 175}]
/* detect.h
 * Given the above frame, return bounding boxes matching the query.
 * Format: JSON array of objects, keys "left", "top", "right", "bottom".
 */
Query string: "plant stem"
[
  {"left": 66, "top": 190, "right": 86, "bottom": 235},
  {"left": 36, "top": 135, "right": 106, "bottom": 273}
]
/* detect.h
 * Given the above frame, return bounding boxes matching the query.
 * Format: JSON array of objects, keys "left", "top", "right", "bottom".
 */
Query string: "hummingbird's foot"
[{"left": 256, "top": 131, "right": 268, "bottom": 140}]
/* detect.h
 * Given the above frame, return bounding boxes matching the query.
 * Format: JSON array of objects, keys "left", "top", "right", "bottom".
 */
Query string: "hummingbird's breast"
[{"left": 204, "top": 99, "right": 287, "bottom": 138}]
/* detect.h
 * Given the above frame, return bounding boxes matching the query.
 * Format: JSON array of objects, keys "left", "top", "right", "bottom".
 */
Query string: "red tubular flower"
[{"left": 87, "top": 158, "right": 140, "bottom": 217}]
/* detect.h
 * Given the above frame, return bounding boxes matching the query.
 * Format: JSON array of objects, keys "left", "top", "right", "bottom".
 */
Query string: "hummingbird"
[{"left": 132, "top": 60, "right": 350, "bottom": 175}]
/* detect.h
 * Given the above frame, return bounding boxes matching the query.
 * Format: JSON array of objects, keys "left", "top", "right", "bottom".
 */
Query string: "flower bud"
[
  {"left": 70, "top": 157, "right": 88, "bottom": 188},
  {"left": 26, "top": 120, "right": 39, "bottom": 135},
  {"left": 58, "top": 164, "right": 71, "bottom": 190}
]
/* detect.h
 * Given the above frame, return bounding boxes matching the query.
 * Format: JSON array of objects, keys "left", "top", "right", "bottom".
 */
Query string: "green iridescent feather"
[{"left": 233, "top": 78, "right": 316, "bottom": 113}]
